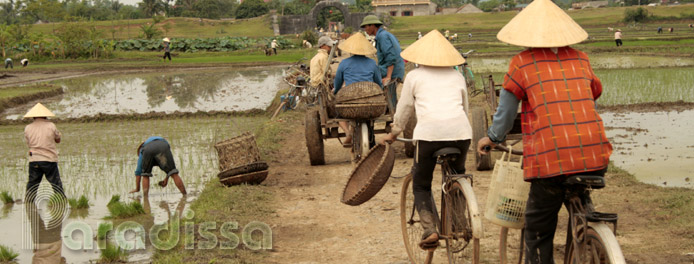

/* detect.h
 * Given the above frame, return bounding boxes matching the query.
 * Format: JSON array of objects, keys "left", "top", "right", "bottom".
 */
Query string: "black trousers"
[
  {"left": 412, "top": 140, "right": 470, "bottom": 239},
  {"left": 524, "top": 168, "right": 606, "bottom": 264},
  {"left": 4, "top": 61, "right": 12, "bottom": 69},
  {"left": 163, "top": 52, "right": 171, "bottom": 61},
  {"left": 615, "top": 39, "right": 623, "bottom": 46},
  {"left": 272, "top": 48, "right": 277, "bottom": 55},
  {"left": 26, "top": 162, "right": 64, "bottom": 198}
]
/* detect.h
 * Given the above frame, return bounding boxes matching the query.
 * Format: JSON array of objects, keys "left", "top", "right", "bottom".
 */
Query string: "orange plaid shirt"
[{"left": 503, "top": 47, "right": 612, "bottom": 180}]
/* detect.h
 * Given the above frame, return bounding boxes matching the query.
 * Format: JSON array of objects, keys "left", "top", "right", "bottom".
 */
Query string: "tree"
[
  {"left": 0, "top": 24, "right": 12, "bottom": 57},
  {"left": 479, "top": 0, "right": 499, "bottom": 11},
  {"left": 22, "top": 0, "right": 65, "bottom": 23},
  {"left": 235, "top": 0, "right": 268, "bottom": 19},
  {"left": 0, "top": 0, "right": 20, "bottom": 24},
  {"left": 623, "top": 7, "right": 649, "bottom": 22},
  {"left": 139, "top": 0, "right": 166, "bottom": 17},
  {"left": 354, "top": 0, "right": 372, "bottom": 12}
]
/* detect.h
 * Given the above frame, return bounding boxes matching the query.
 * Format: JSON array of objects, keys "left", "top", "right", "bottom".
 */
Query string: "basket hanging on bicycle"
[
  {"left": 334, "top": 81, "right": 387, "bottom": 119},
  {"left": 484, "top": 147, "right": 530, "bottom": 229}
]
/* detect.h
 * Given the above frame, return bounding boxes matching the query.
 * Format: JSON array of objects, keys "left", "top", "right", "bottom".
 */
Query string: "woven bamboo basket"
[
  {"left": 214, "top": 132, "right": 261, "bottom": 172},
  {"left": 336, "top": 81, "right": 385, "bottom": 103},
  {"left": 341, "top": 143, "right": 395, "bottom": 206},
  {"left": 217, "top": 161, "right": 269, "bottom": 180},
  {"left": 335, "top": 103, "right": 387, "bottom": 119},
  {"left": 219, "top": 170, "right": 269, "bottom": 186}
]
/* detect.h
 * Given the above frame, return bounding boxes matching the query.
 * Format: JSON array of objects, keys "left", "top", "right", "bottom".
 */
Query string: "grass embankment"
[
  {"left": 151, "top": 110, "right": 300, "bottom": 263},
  {"left": 0, "top": 84, "right": 63, "bottom": 113},
  {"left": 600, "top": 164, "right": 694, "bottom": 260},
  {"left": 31, "top": 16, "right": 274, "bottom": 40}
]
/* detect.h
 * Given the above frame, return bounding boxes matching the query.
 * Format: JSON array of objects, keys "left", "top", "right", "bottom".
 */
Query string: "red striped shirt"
[{"left": 503, "top": 47, "right": 612, "bottom": 180}]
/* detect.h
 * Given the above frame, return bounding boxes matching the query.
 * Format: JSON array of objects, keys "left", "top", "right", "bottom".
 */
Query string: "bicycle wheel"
[
  {"left": 400, "top": 174, "right": 434, "bottom": 264},
  {"left": 443, "top": 179, "right": 480, "bottom": 264},
  {"left": 566, "top": 224, "right": 625, "bottom": 264}
]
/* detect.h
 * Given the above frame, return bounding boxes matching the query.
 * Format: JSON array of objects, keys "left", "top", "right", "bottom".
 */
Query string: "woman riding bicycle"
[
  {"left": 476, "top": 0, "right": 613, "bottom": 262},
  {"left": 382, "top": 30, "right": 472, "bottom": 249}
]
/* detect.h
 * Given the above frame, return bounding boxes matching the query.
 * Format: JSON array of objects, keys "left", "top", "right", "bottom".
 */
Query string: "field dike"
[{"left": 0, "top": 85, "right": 63, "bottom": 113}]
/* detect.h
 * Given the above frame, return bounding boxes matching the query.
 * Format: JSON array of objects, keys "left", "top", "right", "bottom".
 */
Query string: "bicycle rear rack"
[{"left": 587, "top": 211, "right": 619, "bottom": 235}]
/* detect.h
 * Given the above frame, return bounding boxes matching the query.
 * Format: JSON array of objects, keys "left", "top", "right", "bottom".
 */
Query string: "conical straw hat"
[
  {"left": 497, "top": 0, "right": 587, "bottom": 48},
  {"left": 23, "top": 103, "right": 55, "bottom": 118},
  {"left": 400, "top": 30, "right": 464, "bottom": 67},
  {"left": 338, "top": 33, "right": 376, "bottom": 56}
]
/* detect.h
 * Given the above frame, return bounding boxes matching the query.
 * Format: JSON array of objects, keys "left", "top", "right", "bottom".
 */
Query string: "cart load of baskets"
[
  {"left": 215, "top": 132, "right": 269, "bottom": 186},
  {"left": 335, "top": 81, "right": 387, "bottom": 119}
]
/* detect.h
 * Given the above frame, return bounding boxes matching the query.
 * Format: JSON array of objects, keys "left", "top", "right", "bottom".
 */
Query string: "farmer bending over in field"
[
  {"left": 131, "top": 136, "right": 187, "bottom": 196},
  {"left": 333, "top": 33, "right": 382, "bottom": 146},
  {"left": 4, "top": 58, "right": 12, "bottom": 69},
  {"left": 476, "top": 0, "right": 612, "bottom": 262},
  {"left": 381, "top": 30, "right": 472, "bottom": 249}
]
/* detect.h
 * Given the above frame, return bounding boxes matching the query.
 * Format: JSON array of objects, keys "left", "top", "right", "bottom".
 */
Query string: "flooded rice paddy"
[
  {"left": 602, "top": 110, "right": 694, "bottom": 189},
  {"left": 0, "top": 107, "right": 270, "bottom": 262},
  {"left": 466, "top": 55, "right": 694, "bottom": 74},
  {"left": 2, "top": 66, "right": 285, "bottom": 119}
]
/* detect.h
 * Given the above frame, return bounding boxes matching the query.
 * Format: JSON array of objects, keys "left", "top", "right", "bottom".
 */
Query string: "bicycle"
[
  {"left": 398, "top": 138, "right": 482, "bottom": 264},
  {"left": 488, "top": 145, "right": 626, "bottom": 264}
]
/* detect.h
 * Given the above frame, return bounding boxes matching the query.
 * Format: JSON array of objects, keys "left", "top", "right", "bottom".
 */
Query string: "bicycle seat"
[
  {"left": 564, "top": 175, "right": 605, "bottom": 189},
  {"left": 433, "top": 147, "right": 460, "bottom": 161}
]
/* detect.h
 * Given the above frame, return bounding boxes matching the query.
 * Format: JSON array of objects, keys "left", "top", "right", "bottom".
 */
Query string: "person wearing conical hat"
[
  {"left": 361, "top": 15, "right": 405, "bottom": 108},
  {"left": 162, "top": 37, "right": 171, "bottom": 61},
  {"left": 332, "top": 33, "right": 382, "bottom": 146},
  {"left": 23, "top": 103, "right": 64, "bottom": 196},
  {"left": 381, "top": 30, "right": 473, "bottom": 249},
  {"left": 476, "top": 0, "right": 613, "bottom": 262}
]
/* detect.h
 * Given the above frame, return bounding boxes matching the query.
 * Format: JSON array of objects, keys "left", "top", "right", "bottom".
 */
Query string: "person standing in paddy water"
[
  {"left": 131, "top": 136, "right": 187, "bottom": 196},
  {"left": 23, "top": 103, "right": 64, "bottom": 197},
  {"left": 476, "top": 0, "right": 612, "bottom": 262}
]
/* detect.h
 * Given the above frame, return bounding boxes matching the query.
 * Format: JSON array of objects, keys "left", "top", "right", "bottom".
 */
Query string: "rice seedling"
[
  {"left": 0, "top": 191, "right": 13, "bottom": 204},
  {"left": 97, "top": 222, "right": 113, "bottom": 241},
  {"left": 106, "top": 195, "right": 145, "bottom": 219},
  {"left": 0, "top": 244, "right": 19, "bottom": 262},
  {"left": 69, "top": 195, "right": 90, "bottom": 209},
  {"left": 99, "top": 243, "right": 128, "bottom": 263}
]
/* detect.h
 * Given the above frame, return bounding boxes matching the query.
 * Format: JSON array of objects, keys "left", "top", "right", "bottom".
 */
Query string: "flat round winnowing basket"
[
  {"left": 335, "top": 81, "right": 384, "bottom": 103},
  {"left": 335, "top": 103, "right": 387, "bottom": 119},
  {"left": 214, "top": 132, "right": 261, "bottom": 172},
  {"left": 217, "top": 161, "right": 269, "bottom": 180},
  {"left": 341, "top": 143, "right": 395, "bottom": 206},
  {"left": 219, "top": 170, "right": 269, "bottom": 186}
]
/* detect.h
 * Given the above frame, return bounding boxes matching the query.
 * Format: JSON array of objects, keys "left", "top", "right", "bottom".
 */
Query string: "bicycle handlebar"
[
  {"left": 483, "top": 144, "right": 523, "bottom": 155},
  {"left": 395, "top": 137, "right": 413, "bottom": 143}
]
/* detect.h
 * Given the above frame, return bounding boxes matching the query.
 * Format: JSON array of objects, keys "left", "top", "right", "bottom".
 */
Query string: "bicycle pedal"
[{"left": 586, "top": 211, "right": 618, "bottom": 222}]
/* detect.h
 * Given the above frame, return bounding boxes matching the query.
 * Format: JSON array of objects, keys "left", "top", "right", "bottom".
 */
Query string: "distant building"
[
  {"left": 437, "top": 4, "right": 483, "bottom": 14},
  {"left": 571, "top": 1, "right": 608, "bottom": 9},
  {"left": 372, "top": 0, "right": 437, "bottom": 16}
]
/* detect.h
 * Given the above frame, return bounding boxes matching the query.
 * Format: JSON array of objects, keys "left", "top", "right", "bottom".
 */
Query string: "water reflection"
[
  {"left": 3, "top": 67, "right": 286, "bottom": 119},
  {"left": 602, "top": 109, "right": 694, "bottom": 188}
]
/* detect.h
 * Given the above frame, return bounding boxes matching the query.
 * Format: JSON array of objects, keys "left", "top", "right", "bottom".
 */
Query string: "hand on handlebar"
[
  {"left": 476, "top": 137, "right": 496, "bottom": 156},
  {"left": 380, "top": 133, "right": 396, "bottom": 145}
]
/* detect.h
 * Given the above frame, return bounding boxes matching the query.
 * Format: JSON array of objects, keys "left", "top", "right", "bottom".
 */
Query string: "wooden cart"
[{"left": 471, "top": 75, "right": 523, "bottom": 171}]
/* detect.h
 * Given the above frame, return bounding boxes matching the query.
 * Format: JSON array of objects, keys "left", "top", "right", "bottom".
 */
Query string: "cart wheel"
[
  {"left": 472, "top": 107, "right": 492, "bottom": 171},
  {"left": 305, "top": 108, "right": 325, "bottom": 165},
  {"left": 403, "top": 114, "right": 416, "bottom": 158}
]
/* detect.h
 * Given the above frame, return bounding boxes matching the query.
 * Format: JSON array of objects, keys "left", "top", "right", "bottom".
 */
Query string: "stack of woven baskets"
[
  {"left": 215, "top": 132, "right": 269, "bottom": 186},
  {"left": 335, "top": 81, "right": 387, "bottom": 119}
]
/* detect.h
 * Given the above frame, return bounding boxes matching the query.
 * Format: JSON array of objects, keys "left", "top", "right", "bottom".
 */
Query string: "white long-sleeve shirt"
[{"left": 391, "top": 66, "right": 472, "bottom": 141}]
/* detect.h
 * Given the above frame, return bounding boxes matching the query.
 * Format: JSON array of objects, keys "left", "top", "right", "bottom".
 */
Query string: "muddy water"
[
  {"left": 2, "top": 66, "right": 285, "bottom": 119},
  {"left": 0, "top": 117, "right": 267, "bottom": 263},
  {"left": 602, "top": 110, "right": 694, "bottom": 188}
]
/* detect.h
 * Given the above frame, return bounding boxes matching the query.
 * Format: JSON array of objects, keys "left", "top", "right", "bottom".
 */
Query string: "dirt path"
[{"left": 263, "top": 111, "right": 693, "bottom": 264}]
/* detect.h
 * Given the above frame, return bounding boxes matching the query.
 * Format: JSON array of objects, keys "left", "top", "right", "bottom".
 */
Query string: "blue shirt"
[
  {"left": 487, "top": 89, "right": 520, "bottom": 144},
  {"left": 375, "top": 27, "right": 405, "bottom": 80},
  {"left": 134, "top": 136, "right": 167, "bottom": 176},
  {"left": 333, "top": 55, "right": 382, "bottom": 94}
]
